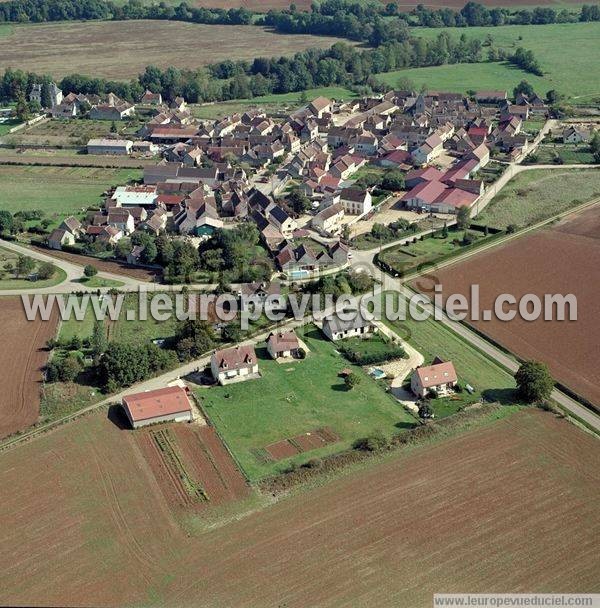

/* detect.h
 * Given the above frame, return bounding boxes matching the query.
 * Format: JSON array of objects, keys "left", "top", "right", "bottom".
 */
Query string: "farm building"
[
  {"left": 87, "top": 138, "right": 133, "bottom": 156},
  {"left": 411, "top": 358, "right": 457, "bottom": 399},
  {"left": 211, "top": 345, "right": 259, "bottom": 385},
  {"left": 122, "top": 386, "right": 193, "bottom": 429},
  {"left": 322, "top": 314, "right": 378, "bottom": 342}
]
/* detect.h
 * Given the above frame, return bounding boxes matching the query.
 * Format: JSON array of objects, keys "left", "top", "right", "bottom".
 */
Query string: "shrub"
[{"left": 353, "top": 431, "right": 388, "bottom": 452}]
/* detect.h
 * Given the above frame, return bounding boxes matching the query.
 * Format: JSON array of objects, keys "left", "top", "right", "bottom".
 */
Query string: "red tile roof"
[
  {"left": 122, "top": 386, "right": 192, "bottom": 422},
  {"left": 415, "top": 361, "right": 457, "bottom": 389}
]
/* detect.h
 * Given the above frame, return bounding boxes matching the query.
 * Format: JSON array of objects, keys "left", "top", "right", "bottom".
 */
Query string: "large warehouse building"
[{"left": 122, "top": 386, "right": 193, "bottom": 429}]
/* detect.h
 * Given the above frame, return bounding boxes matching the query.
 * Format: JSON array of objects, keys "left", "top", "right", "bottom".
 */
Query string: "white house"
[
  {"left": 266, "top": 330, "right": 300, "bottom": 360},
  {"left": 211, "top": 345, "right": 259, "bottom": 385},
  {"left": 411, "top": 359, "right": 457, "bottom": 399},
  {"left": 340, "top": 188, "right": 372, "bottom": 216},
  {"left": 322, "top": 314, "right": 378, "bottom": 342}
]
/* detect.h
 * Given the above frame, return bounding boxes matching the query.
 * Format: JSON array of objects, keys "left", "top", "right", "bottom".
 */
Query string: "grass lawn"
[
  {"left": 0, "top": 246, "right": 67, "bottom": 289},
  {"left": 477, "top": 168, "right": 600, "bottom": 229},
  {"left": 0, "top": 118, "right": 22, "bottom": 136},
  {"left": 197, "top": 326, "right": 418, "bottom": 481},
  {"left": 0, "top": 165, "right": 141, "bottom": 227},
  {"left": 74, "top": 276, "right": 125, "bottom": 289},
  {"left": 378, "top": 228, "right": 494, "bottom": 276},
  {"left": 407, "top": 22, "right": 600, "bottom": 100},
  {"left": 382, "top": 293, "right": 519, "bottom": 416},
  {"left": 337, "top": 333, "right": 403, "bottom": 362},
  {"left": 529, "top": 143, "right": 596, "bottom": 164}
]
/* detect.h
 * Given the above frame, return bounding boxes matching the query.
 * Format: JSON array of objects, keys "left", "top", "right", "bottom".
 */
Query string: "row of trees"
[
  {"left": 508, "top": 47, "right": 544, "bottom": 77},
  {"left": 0, "top": 0, "right": 252, "bottom": 25},
  {"left": 0, "top": 31, "right": 487, "bottom": 106}
]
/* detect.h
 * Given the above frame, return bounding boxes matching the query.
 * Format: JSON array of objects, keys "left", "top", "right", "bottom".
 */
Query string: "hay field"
[{"left": 0, "top": 20, "right": 352, "bottom": 80}]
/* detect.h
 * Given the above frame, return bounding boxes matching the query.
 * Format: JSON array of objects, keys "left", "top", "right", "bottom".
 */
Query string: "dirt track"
[
  {"left": 0, "top": 298, "right": 57, "bottom": 439},
  {"left": 0, "top": 408, "right": 598, "bottom": 606}
]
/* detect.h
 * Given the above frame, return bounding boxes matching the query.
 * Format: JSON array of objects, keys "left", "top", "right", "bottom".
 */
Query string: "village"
[{"left": 35, "top": 82, "right": 564, "bottom": 283}]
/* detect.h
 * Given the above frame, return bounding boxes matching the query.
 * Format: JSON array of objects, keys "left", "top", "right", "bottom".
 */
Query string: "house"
[
  {"left": 239, "top": 282, "right": 283, "bottom": 313},
  {"left": 411, "top": 133, "right": 444, "bottom": 165},
  {"left": 47, "top": 228, "right": 75, "bottom": 250},
  {"left": 211, "top": 345, "right": 259, "bottom": 385},
  {"left": 122, "top": 386, "right": 193, "bottom": 429},
  {"left": 90, "top": 101, "right": 135, "bottom": 121},
  {"left": 312, "top": 202, "right": 345, "bottom": 235},
  {"left": 267, "top": 330, "right": 300, "bottom": 360},
  {"left": 59, "top": 216, "right": 82, "bottom": 237},
  {"left": 340, "top": 188, "right": 372, "bottom": 216},
  {"left": 87, "top": 138, "right": 133, "bottom": 156},
  {"left": 322, "top": 313, "right": 378, "bottom": 342},
  {"left": 562, "top": 126, "right": 593, "bottom": 144},
  {"left": 127, "top": 245, "right": 145, "bottom": 265},
  {"left": 411, "top": 358, "right": 457, "bottom": 399},
  {"left": 475, "top": 90, "right": 507, "bottom": 104},
  {"left": 308, "top": 96, "right": 332, "bottom": 118},
  {"left": 268, "top": 205, "right": 297, "bottom": 238},
  {"left": 140, "top": 90, "right": 163, "bottom": 105}
]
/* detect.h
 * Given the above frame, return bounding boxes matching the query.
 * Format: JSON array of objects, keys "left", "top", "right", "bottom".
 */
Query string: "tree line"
[
  {"left": 1, "top": 0, "right": 598, "bottom": 31},
  {"left": 0, "top": 33, "right": 486, "bottom": 105}
]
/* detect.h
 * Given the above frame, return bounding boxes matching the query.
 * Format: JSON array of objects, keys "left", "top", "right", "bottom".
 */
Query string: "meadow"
[
  {"left": 198, "top": 326, "right": 417, "bottom": 481},
  {"left": 0, "top": 20, "right": 354, "bottom": 80},
  {"left": 477, "top": 167, "right": 600, "bottom": 229},
  {"left": 397, "top": 22, "right": 600, "bottom": 100},
  {"left": 0, "top": 246, "right": 66, "bottom": 290},
  {"left": 0, "top": 165, "right": 141, "bottom": 224}
]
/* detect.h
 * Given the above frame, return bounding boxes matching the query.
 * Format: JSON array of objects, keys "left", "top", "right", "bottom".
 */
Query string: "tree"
[
  {"left": 15, "top": 91, "right": 31, "bottom": 122},
  {"left": 381, "top": 169, "right": 405, "bottom": 191},
  {"left": 513, "top": 79, "right": 535, "bottom": 99},
  {"left": 418, "top": 401, "right": 434, "bottom": 419},
  {"left": 15, "top": 255, "right": 35, "bottom": 278},
  {"left": 354, "top": 430, "right": 388, "bottom": 452},
  {"left": 441, "top": 222, "right": 448, "bottom": 238},
  {"left": 590, "top": 132, "right": 600, "bottom": 163},
  {"left": 37, "top": 261, "right": 55, "bottom": 280},
  {"left": 40, "top": 82, "right": 53, "bottom": 109},
  {"left": 344, "top": 372, "right": 361, "bottom": 390},
  {"left": 0, "top": 210, "right": 13, "bottom": 234},
  {"left": 456, "top": 206, "right": 471, "bottom": 230},
  {"left": 287, "top": 187, "right": 311, "bottom": 214},
  {"left": 515, "top": 360, "right": 554, "bottom": 403},
  {"left": 90, "top": 320, "right": 108, "bottom": 360},
  {"left": 84, "top": 264, "right": 98, "bottom": 278}
]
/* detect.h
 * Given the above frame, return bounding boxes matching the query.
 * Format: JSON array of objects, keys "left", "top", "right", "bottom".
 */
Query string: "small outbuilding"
[{"left": 122, "top": 386, "right": 193, "bottom": 429}]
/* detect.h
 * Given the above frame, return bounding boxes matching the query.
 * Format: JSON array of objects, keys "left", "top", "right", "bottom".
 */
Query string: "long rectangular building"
[{"left": 122, "top": 386, "right": 193, "bottom": 429}]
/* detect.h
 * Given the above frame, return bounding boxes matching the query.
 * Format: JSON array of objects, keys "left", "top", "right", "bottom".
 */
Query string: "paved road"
[{"left": 0, "top": 238, "right": 146, "bottom": 295}]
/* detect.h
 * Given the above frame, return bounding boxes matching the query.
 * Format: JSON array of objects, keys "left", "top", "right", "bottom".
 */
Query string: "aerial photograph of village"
[{"left": 0, "top": 0, "right": 599, "bottom": 606}]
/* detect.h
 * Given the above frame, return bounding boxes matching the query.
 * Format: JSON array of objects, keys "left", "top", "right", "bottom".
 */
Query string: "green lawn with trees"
[
  {"left": 0, "top": 246, "right": 65, "bottom": 289},
  {"left": 382, "top": 293, "right": 520, "bottom": 417},
  {"left": 408, "top": 22, "right": 600, "bottom": 100},
  {"left": 197, "top": 326, "right": 418, "bottom": 481}
]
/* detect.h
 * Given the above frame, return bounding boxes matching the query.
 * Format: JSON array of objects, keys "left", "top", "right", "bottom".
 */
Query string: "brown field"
[
  {"left": 135, "top": 424, "right": 250, "bottom": 511},
  {"left": 0, "top": 297, "right": 57, "bottom": 439},
  {"left": 0, "top": 407, "right": 599, "bottom": 606},
  {"left": 0, "top": 21, "right": 352, "bottom": 80},
  {"left": 31, "top": 244, "right": 161, "bottom": 281},
  {"left": 415, "top": 205, "right": 600, "bottom": 408},
  {"left": 265, "top": 427, "right": 339, "bottom": 461}
]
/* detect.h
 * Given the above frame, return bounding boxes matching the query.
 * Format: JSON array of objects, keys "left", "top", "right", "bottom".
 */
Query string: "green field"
[
  {"left": 0, "top": 246, "right": 67, "bottom": 290},
  {"left": 197, "top": 326, "right": 417, "bottom": 481},
  {"left": 382, "top": 293, "right": 519, "bottom": 416},
  {"left": 529, "top": 143, "right": 597, "bottom": 164},
  {"left": 477, "top": 167, "right": 600, "bottom": 229},
  {"left": 399, "top": 22, "right": 600, "bottom": 100},
  {"left": 0, "top": 165, "right": 141, "bottom": 225},
  {"left": 74, "top": 276, "right": 125, "bottom": 289},
  {"left": 378, "top": 227, "right": 496, "bottom": 276},
  {"left": 0, "top": 118, "right": 21, "bottom": 136},
  {"left": 191, "top": 86, "right": 356, "bottom": 119}
]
